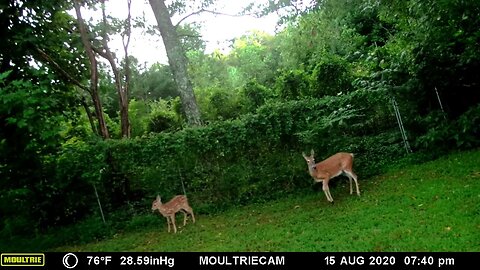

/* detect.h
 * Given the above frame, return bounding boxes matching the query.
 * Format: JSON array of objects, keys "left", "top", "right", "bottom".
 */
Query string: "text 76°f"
[{"left": 87, "top": 256, "right": 112, "bottom": 266}]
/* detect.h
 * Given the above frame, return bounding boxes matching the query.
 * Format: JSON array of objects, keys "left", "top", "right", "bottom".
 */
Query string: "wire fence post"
[
  {"left": 93, "top": 183, "right": 106, "bottom": 224},
  {"left": 392, "top": 97, "right": 412, "bottom": 154},
  {"left": 94, "top": 168, "right": 106, "bottom": 224},
  {"left": 434, "top": 87, "right": 447, "bottom": 120},
  {"left": 178, "top": 166, "right": 187, "bottom": 196}
]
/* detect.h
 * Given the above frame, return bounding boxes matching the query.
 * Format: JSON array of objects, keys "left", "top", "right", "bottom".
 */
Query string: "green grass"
[{"left": 50, "top": 150, "right": 480, "bottom": 251}]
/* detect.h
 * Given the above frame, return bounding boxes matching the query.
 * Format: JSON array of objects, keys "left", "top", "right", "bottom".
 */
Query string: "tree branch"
[
  {"left": 122, "top": 0, "right": 132, "bottom": 92},
  {"left": 91, "top": 46, "right": 109, "bottom": 60},
  {"left": 175, "top": 9, "right": 254, "bottom": 28},
  {"left": 121, "top": 0, "right": 132, "bottom": 52},
  {"left": 177, "top": 33, "right": 202, "bottom": 39},
  {"left": 35, "top": 47, "right": 90, "bottom": 93}
]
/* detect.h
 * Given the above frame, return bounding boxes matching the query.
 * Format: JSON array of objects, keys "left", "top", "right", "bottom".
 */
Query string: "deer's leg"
[
  {"left": 171, "top": 214, "right": 177, "bottom": 233},
  {"left": 182, "top": 210, "right": 187, "bottom": 226},
  {"left": 166, "top": 217, "right": 171, "bottom": 233},
  {"left": 345, "top": 170, "right": 360, "bottom": 196},
  {"left": 191, "top": 210, "right": 195, "bottom": 223},
  {"left": 322, "top": 178, "right": 334, "bottom": 203},
  {"left": 347, "top": 175, "right": 353, "bottom": 194},
  {"left": 184, "top": 206, "right": 195, "bottom": 223}
]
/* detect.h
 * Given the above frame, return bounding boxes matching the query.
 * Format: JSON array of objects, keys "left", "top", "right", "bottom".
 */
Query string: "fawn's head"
[
  {"left": 152, "top": 195, "right": 162, "bottom": 211},
  {"left": 302, "top": 149, "right": 316, "bottom": 168}
]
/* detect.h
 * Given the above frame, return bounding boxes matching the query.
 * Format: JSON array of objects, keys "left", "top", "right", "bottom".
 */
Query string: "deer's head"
[
  {"left": 152, "top": 195, "right": 162, "bottom": 211},
  {"left": 302, "top": 149, "right": 316, "bottom": 168}
]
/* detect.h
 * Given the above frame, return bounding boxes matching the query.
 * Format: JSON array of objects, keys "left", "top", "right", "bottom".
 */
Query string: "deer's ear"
[
  {"left": 156, "top": 194, "right": 160, "bottom": 201},
  {"left": 302, "top": 152, "right": 307, "bottom": 158},
  {"left": 310, "top": 149, "right": 314, "bottom": 156}
]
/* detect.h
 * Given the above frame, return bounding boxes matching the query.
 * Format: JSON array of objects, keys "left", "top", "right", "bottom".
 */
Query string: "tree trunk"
[
  {"left": 121, "top": 0, "right": 133, "bottom": 138},
  {"left": 74, "top": 0, "right": 110, "bottom": 139},
  {"left": 98, "top": 0, "right": 131, "bottom": 138},
  {"left": 81, "top": 96, "right": 98, "bottom": 135},
  {"left": 149, "top": 0, "right": 202, "bottom": 126}
]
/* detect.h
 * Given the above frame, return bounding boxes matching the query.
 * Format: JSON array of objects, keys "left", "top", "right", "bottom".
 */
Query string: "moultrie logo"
[{"left": 1, "top": 253, "right": 45, "bottom": 266}]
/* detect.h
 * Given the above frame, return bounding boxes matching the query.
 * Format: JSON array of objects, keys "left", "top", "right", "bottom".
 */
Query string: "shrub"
[{"left": 47, "top": 90, "right": 402, "bottom": 222}]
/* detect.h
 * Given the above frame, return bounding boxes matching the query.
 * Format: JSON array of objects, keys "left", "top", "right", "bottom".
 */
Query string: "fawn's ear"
[
  {"left": 310, "top": 149, "right": 314, "bottom": 156},
  {"left": 156, "top": 194, "right": 160, "bottom": 201},
  {"left": 302, "top": 152, "right": 307, "bottom": 159}
]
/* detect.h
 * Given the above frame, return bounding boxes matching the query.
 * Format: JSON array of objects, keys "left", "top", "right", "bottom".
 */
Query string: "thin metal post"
[
  {"left": 434, "top": 87, "right": 447, "bottom": 120},
  {"left": 178, "top": 167, "right": 187, "bottom": 196},
  {"left": 392, "top": 98, "right": 412, "bottom": 153},
  {"left": 93, "top": 183, "right": 106, "bottom": 224}
]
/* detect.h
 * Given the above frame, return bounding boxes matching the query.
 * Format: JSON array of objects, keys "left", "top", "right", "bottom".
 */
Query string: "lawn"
[{"left": 52, "top": 150, "right": 480, "bottom": 251}]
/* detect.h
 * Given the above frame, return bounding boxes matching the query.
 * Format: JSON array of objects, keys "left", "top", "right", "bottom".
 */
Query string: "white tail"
[
  {"left": 302, "top": 149, "right": 360, "bottom": 203},
  {"left": 152, "top": 195, "right": 195, "bottom": 233}
]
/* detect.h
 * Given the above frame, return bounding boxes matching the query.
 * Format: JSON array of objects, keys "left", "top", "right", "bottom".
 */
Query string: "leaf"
[
  {"left": 17, "top": 119, "right": 28, "bottom": 128},
  {"left": 6, "top": 117, "right": 17, "bottom": 125},
  {"left": 0, "top": 70, "right": 12, "bottom": 83}
]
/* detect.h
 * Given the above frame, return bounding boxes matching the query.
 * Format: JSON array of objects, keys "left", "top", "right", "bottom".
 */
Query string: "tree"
[
  {"left": 228, "top": 30, "right": 279, "bottom": 86},
  {"left": 73, "top": 0, "right": 110, "bottom": 138},
  {"left": 149, "top": 0, "right": 202, "bottom": 126},
  {"left": 0, "top": 0, "right": 86, "bottom": 234},
  {"left": 93, "top": 0, "right": 132, "bottom": 138},
  {"left": 131, "top": 63, "right": 179, "bottom": 101},
  {"left": 247, "top": 0, "right": 319, "bottom": 25},
  {"left": 71, "top": 0, "right": 138, "bottom": 138}
]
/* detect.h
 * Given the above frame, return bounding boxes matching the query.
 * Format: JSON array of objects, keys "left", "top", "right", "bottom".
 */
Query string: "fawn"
[{"left": 152, "top": 195, "right": 195, "bottom": 233}]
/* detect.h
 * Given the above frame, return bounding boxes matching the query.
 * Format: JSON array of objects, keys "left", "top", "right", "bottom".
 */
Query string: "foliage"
[
  {"left": 228, "top": 31, "right": 280, "bottom": 86},
  {"left": 128, "top": 99, "right": 151, "bottom": 137},
  {"left": 6, "top": 91, "right": 402, "bottom": 236},
  {"left": 416, "top": 104, "right": 480, "bottom": 152},
  {"left": 8, "top": 150, "right": 479, "bottom": 252},
  {"left": 131, "top": 62, "right": 178, "bottom": 101},
  {"left": 195, "top": 86, "right": 245, "bottom": 122},
  {"left": 310, "top": 55, "right": 352, "bottom": 97},
  {"left": 147, "top": 98, "right": 183, "bottom": 133},
  {"left": 275, "top": 69, "right": 310, "bottom": 100},
  {"left": 0, "top": 65, "right": 79, "bottom": 232},
  {"left": 404, "top": 0, "right": 480, "bottom": 118},
  {"left": 177, "top": 23, "right": 206, "bottom": 53},
  {"left": 241, "top": 79, "right": 274, "bottom": 112}
]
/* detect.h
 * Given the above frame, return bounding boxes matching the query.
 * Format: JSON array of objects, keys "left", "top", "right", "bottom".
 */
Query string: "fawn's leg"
[
  {"left": 184, "top": 206, "right": 195, "bottom": 223},
  {"left": 166, "top": 217, "right": 171, "bottom": 233},
  {"left": 171, "top": 214, "right": 177, "bottom": 233},
  {"left": 182, "top": 211, "right": 187, "bottom": 226}
]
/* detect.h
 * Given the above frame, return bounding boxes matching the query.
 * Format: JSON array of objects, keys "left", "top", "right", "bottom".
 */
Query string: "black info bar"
[{"left": 0, "top": 252, "right": 476, "bottom": 269}]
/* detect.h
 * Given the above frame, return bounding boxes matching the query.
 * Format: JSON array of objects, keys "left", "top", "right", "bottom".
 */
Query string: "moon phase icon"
[{"left": 62, "top": 253, "right": 79, "bottom": 269}]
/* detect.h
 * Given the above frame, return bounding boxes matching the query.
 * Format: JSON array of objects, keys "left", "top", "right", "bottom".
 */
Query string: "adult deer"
[
  {"left": 152, "top": 195, "right": 195, "bottom": 233},
  {"left": 302, "top": 150, "right": 360, "bottom": 203}
]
